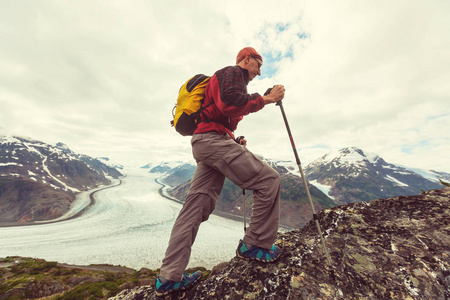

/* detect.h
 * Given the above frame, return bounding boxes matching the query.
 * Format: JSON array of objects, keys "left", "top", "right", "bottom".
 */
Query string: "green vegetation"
[
  {"left": 220, "top": 179, "right": 241, "bottom": 203},
  {"left": 439, "top": 179, "right": 450, "bottom": 187},
  {"left": 0, "top": 257, "right": 209, "bottom": 299},
  {"left": 56, "top": 281, "right": 121, "bottom": 300},
  {"left": 10, "top": 259, "right": 58, "bottom": 275}
]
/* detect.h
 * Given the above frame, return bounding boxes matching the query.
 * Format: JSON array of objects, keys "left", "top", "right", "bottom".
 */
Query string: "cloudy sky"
[{"left": 1, "top": 0, "right": 449, "bottom": 172}]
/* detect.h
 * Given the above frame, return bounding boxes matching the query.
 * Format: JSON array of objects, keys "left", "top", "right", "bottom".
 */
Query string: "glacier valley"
[{"left": 0, "top": 168, "right": 244, "bottom": 270}]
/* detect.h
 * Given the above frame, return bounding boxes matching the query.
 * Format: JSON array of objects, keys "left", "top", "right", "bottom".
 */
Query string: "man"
[{"left": 155, "top": 47, "right": 285, "bottom": 296}]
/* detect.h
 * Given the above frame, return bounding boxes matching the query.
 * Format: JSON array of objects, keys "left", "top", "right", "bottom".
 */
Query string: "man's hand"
[
  {"left": 235, "top": 136, "right": 247, "bottom": 146},
  {"left": 262, "top": 85, "right": 285, "bottom": 105}
]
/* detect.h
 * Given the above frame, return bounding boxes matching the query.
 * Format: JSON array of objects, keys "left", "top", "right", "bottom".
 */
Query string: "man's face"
[{"left": 248, "top": 56, "right": 262, "bottom": 81}]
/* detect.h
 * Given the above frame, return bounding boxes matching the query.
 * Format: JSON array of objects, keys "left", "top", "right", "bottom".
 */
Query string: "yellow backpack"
[{"left": 171, "top": 74, "right": 210, "bottom": 136}]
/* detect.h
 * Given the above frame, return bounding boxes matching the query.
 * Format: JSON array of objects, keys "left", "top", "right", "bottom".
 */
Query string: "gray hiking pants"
[{"left": 160, "top": 132, "right": 281, "bottom": 281}]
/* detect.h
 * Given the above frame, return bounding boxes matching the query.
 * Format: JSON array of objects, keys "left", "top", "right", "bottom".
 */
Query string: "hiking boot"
[
  {"left": 154, "top": 271, "right": 203, "bottom": 296},
  {"left": 236, "top": 239, "right": 282, "bottom": 262}
]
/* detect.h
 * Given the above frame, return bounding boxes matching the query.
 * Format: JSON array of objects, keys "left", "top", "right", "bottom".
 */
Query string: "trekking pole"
[
  {"left": 242, "top": 189, "right": 247, "bottom": 232},
  {"left": 276, "top": 100, "right": 343, "bottom": 298},
  {"left": 276, "top": 100, "right": 333, "bottom": 268},
  {"left": 236, "top": 136, "right": 248, "bottom": 233}
]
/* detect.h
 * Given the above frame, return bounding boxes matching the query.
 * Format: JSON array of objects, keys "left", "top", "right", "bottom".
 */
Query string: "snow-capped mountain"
[
  {"left": 55, "top": 142, "right": 74, "bottom": 155},
  {"left": 305, "top": 147, "right": 450, "bottom": 204},
  {"left": 142, "top": 161, "right": 196, "bottom": 187},
  {"left": 54, "top": 142, "right": 124, "bottom": 174},
  {"left": 146, "top": 157, "right": 294, "bottom": 188},
  {"left": 96, "top": 157, "right": 124, "bottom": 171},
  {"left": 0, "top": 135, "right": 123, "bottom": 223},
  {"left": 144, "top": 149, "right": 449, "bottom": 228},
  {"left": 142, "top": 161, "right": 192, "bottom": 174}
]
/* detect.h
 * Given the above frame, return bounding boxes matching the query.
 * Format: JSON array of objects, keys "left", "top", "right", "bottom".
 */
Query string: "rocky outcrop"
[{"left": 112, "top": 188, "right": 450, "bottom": 299}]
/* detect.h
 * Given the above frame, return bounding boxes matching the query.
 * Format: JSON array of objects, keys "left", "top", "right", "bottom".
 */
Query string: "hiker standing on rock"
[{"left": 155, "top": 47, "right": 285, "bottom": 296}]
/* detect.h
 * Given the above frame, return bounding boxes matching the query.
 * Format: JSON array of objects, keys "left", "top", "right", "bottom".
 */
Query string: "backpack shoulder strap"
[{"left": 186, "top": 74, "right": 210, "bottom": 92}]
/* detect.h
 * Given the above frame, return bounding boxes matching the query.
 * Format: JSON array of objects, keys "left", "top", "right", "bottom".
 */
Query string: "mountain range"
[
  {"left": 145, "top": 147, "right": 450, "bottom": 228},
  {"left": 305, "top": 147, "right": 450, "bottom": 204},
  {"left": 144, "top": 158, "right": 338, "bottom": 229},
  {"left": 0, "top": 136, "right": 123, "bottom": 224}
]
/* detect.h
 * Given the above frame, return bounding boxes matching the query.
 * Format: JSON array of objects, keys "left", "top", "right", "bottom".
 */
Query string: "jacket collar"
[{"left": 237, "top": 66, "right": 250, "bottom": 85}]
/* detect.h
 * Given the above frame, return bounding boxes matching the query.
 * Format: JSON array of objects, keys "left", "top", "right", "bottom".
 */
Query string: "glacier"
[{"left": 0, "top": 168, "right": 244, "bottom": 270}]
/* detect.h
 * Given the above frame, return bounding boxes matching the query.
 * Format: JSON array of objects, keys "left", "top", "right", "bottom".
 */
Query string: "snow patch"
[
  {"left": 41, "top": 156, "right": 80, "bottom": 192},
  {"left": 50, "top": 184, "right": 60, "bottom": 190},
  {"left": 309, "top": 180, "right": 335, "bottom": 199},
  {"left": 0, "top": 162, "right": 21, "bottom": 166},
  {"left": 161, "top": 161, "right": 186, "bottom": 169},
  {"left": 0, "top": 136, "right": 21, "bottom": 144},
  {"left": 385, "top": 175, "right": 409, "bottom": 187},
  {"left": 404, "top": 167, "right": 441, "bottom": 183},
  {"left": 273, "top": 160, "right": 298, "bottom": 175},
  {"left": 317, "top": 147, "right": 380, "bottom": 167}
]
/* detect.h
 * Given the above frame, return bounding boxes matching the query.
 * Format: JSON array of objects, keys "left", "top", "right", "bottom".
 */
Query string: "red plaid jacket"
[{"left": 194, "top": 66, "right": 265, "bottom": 139}]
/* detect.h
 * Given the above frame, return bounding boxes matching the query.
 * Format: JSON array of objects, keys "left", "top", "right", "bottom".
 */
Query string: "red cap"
[{"left": 236, "top": 47, "right": 263, "bottom": 64}]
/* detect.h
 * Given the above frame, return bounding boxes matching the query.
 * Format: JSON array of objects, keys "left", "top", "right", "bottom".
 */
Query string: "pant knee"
[
  {"left": 185, "top": 192, "right": 216, "bottom": 222},
  {"left": 252, "top": 167, "right": 280, "bottom": 201},
  {"left": 201, "top": 197, "right": 215, "bottom": 222},
  {"left": 262, "top": 166, "right": 281, "bottom": 188}
]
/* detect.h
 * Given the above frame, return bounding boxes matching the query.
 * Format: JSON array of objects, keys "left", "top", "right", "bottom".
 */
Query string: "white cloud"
[{"left": 0, "top": 0, "right": 449, "bottom": 172}]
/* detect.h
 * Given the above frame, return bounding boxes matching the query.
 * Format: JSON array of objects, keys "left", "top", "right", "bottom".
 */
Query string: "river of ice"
[{"left": 0, "top": 168, "right": 245, "bottom": 270}]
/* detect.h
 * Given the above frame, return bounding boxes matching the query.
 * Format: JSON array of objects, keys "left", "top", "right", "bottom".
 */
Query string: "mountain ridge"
[
  {"left": 145, "top": 147, "right": 449, "bottom": 228},
  {"left": 305, "top": 146, "right": 450, "bottom": 204},
  {"left": 147, "top": 157, "right": 335, "bottom": 229},
  {"left": 0, "top": 135, "right": 123, "bottom": 223}
]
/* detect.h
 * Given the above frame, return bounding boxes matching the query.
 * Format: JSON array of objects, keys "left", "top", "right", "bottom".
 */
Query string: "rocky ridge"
[{"left": 112, "top": 188, "right": 450, "bottom": 300}]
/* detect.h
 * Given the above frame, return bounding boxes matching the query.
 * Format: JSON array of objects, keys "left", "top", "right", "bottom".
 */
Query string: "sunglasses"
[{"left": 250, "top": 56, "right": 262, "bottom": 69}]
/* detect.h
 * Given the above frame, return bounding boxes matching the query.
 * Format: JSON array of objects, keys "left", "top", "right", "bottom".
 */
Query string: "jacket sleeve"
[{"left": 212, "top": 67, "right": 265, "bottom": 118}]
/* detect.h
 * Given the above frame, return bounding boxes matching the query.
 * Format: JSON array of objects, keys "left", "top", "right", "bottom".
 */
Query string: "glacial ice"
[{"left": 0, "top": 168, "right": 244, "bottom": 270}]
